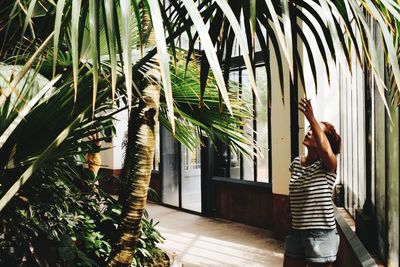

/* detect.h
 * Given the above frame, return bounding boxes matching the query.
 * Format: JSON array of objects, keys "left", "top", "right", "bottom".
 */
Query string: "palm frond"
[{"left": 160, "top": 56, "right": 256, "bottom": 158}]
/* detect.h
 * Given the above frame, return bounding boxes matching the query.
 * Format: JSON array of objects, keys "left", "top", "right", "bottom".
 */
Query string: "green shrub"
[{"left": 0, "top": 162, "right": 166, "bottom": 266}]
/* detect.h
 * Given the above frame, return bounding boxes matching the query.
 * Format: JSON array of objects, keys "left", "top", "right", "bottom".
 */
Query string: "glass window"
[
  {"left": 256, "top": 67, "right": 269, "bottom": 183},
  {"left": 181, "top": 145, "right": 202, "bottom": 212},
  {"left": 229, "top": 150, "right": 241, "bottom": 179},
  {"left": 241, "top": 69, "right": 254, "bottom": 181},
  {"left": 217, "top": 63, "right": 270, "bottom": 183},
  {"left": 161, "top": 128, "right": 179, "bottom": 207},
  {"left": 228, "top": 71, "right": 241, "bottom": 179}
]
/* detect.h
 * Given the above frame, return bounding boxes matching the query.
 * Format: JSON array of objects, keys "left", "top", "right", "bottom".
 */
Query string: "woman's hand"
[
  {"left": 298, "top": 97, "right": 337, "bottom": 172},
  {"left": 298, "top": 97, "right": 315, "bottom": 122}
]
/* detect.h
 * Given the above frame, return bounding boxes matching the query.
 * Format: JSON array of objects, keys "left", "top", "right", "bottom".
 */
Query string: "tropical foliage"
[
  {"left": 0, "top": 159, "right": 166, "bottom": 266},
  {"left": 0, "top": 61, "right": 119, "bottom": 266},
  {"left": 2, "top": 0, "right": 400, "bottom": 266},
  {"left": 2, "top": 1, "right": 400, "bottom": 110},
  {"left": 0, "top": 59, "right": 250, "bottom": 266}
]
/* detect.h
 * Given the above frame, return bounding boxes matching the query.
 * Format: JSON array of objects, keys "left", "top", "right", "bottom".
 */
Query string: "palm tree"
[
  {"left": 110, "top": 56, "right": 253, "bottom": 265},
  {"left": 108, "top": 62, "right": 161, "bottom": 266},
  {"left": 0, "top": 2, "right": 253, "bottom": 265},
  {"left": 0, "top": 52, "right": 250, "bottom": 266},
  {"left": 2, "top": 0, "right": 400, "bottom": 266}
]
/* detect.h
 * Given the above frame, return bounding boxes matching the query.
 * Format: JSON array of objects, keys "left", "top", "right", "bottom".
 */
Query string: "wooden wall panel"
[
  {"left": 149, "top": 171, "right": 162, "bottom": 201},
  {"left": 214, "top": 180, "right": 273, "bottom": 229},
  {"left": 272, "top": 194, "right": 290, "bottom": 240}
]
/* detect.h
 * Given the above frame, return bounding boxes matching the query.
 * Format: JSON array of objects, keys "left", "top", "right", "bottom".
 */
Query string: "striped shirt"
[{"left": 289, "top": 156, "right": 336, "bottom": 230}]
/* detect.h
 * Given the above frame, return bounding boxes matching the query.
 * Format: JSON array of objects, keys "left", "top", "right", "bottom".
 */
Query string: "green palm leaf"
[
  {"left": 181, "top": 0, "right": 232, "bottom": 114},
  {"left": 22, "top": 0, "right": 38, "bottom": 39},
  {"left": 120, "top": 0, "right": 133, "bottom": 110},
  {"left": 0, "top": 75, "right": 61, "bottom": 149},
  {"left": 214, "top": 0, "right": 258, "bottom": 100},
  {"left": 104, "top": 0, "right": 118, "bottom": 101},
  {"left": 281, "top": 0, "right": 293, "bottom": 80},
  {"left": 264, "top": 0, "right": 293, "bottom": 76},
  {"left": 71, "top": 0, "right": 82, "bottom": 103},
  {"left": 0, "top": 111, "right": 85, "bottom": 213},
  {"left": 89, "top": 0, "right": 99, "bottom": 115},
  {"left": 53, "top": 0, "right": 66, "bottom": 77},
  {"left": 161, "top": 58, "right": 255, "bottom": 156},
  {"left": 147, "top": 0, "right": 174, "bottom": 131},
  {"left": 364, "top": 0, "right": 400, "bottom": 96}
]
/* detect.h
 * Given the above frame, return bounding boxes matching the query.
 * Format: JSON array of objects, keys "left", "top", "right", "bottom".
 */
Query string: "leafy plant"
[
  {"left": 132, "top": 216, "right": 167, "bottom": 267},
  {"left": 0, "top": 61, "right": 169, "bottom": 266},
  {"left": 3, "top": 0, "right": 400, "bottom": 266},
  {"left": 0, "top": 162, "right": 114, "bottom": 266},
  {"left": 0, "top": 152, "right": 167, "bottom": 266}
]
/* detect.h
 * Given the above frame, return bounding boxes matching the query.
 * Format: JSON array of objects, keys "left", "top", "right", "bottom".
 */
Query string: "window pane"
[
  {"left": 256, "top": 67, "right": 269, "bottom": 182},
  {"left": 229, "top": 71, "right": 241, "bottom": 179},
  {"left": 230, "top": 150, "right": 241, "bottom": 179},
  {"left": 181, "top": 146, "right": 202, "bottom": 212},
  {"left": 241, "top": 70, "right": 254, "bottom": 181},
  {"left": 161, "top": 127, "right": 179, "bottom": 206}
]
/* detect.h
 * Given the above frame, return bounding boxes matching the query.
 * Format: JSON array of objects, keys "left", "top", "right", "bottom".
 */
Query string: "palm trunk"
[{"left": 108, "top": 66, "right": 161, "bottom": 266}]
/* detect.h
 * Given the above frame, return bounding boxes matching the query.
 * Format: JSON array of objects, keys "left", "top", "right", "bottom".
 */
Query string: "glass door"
[
  {"left": 161, "top": 127, "right": 202, "bottom": 213},
  {"left": 161, "top": 128, "right": 179, "bottom": 207},
  {"left": 181, "top": 146, "right": 201, "bottom": 212}
]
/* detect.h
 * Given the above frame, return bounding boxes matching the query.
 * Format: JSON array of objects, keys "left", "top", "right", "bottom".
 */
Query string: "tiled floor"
[{"left": 146, "top": 202, "right": 284, "bottom": 267}]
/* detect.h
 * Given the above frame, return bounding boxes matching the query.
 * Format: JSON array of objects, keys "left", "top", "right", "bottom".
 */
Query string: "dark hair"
[{"left": 321, "top": 121, "right": 341, "bottom": 155}]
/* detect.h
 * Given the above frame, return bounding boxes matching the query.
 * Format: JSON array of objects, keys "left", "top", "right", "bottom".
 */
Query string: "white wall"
[
  {"left": 100, "top": 108, "right": 129, "bottom": 170},
  {"left": 270, "top": 48, "right": 292, "bottom": 195},
  {"left": 113, "top": 108, "right": 129, "bottom": 169}
]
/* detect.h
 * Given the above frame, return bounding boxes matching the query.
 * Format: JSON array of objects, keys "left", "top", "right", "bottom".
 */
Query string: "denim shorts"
[{"left": 284, "top": 228, "right": 340, "bottom": 263}]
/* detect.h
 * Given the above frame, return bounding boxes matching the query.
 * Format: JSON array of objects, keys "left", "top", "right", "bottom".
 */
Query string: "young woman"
[{"left": 283, "top": 98, "right": 341, "bottom": 267}]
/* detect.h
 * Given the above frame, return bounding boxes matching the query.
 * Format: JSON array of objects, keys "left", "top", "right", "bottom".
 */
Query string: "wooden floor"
[{"left": 146, "top": 202, "right": 284, "bottom": 267}]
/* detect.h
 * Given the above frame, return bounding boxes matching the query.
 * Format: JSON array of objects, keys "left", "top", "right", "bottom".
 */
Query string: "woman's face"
[{"left": 303, "top": 123, "right": 326, "bottom": 148}]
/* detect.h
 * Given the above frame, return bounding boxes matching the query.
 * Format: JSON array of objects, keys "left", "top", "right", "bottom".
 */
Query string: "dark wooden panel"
[
  {"left": 214, "top": 179, "right": 273, "bottom": 229},
  {"left": 149, "top": 171, "right": 162, "bottom": 202},
  {"left": 272, "top": 194, "right": 290, "bottom": 240}
]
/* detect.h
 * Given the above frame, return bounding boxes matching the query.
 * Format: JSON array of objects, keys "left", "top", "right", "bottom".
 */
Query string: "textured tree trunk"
[{"left": 108, "top": 66, "right": 161, "bottom": 266}]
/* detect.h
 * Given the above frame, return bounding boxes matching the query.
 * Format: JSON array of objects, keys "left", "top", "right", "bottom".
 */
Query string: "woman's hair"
[{"left": 321, "top": 121, "right": 341, "bottom": 155}]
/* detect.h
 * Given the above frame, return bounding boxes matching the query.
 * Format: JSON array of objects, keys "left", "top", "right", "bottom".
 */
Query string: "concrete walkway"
[{"left": 146, "top": 203, "right": 284, "bottom": 267}]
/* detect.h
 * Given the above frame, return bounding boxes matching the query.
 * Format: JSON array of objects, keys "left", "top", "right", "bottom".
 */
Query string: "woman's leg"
[{"left": 283, "top": 255, "right": 307, "bottom": 267}]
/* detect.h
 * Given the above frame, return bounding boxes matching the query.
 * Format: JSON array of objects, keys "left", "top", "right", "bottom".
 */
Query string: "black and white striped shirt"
[{"left": 289, "top": 156, "right": 336, "bottom": 230}]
